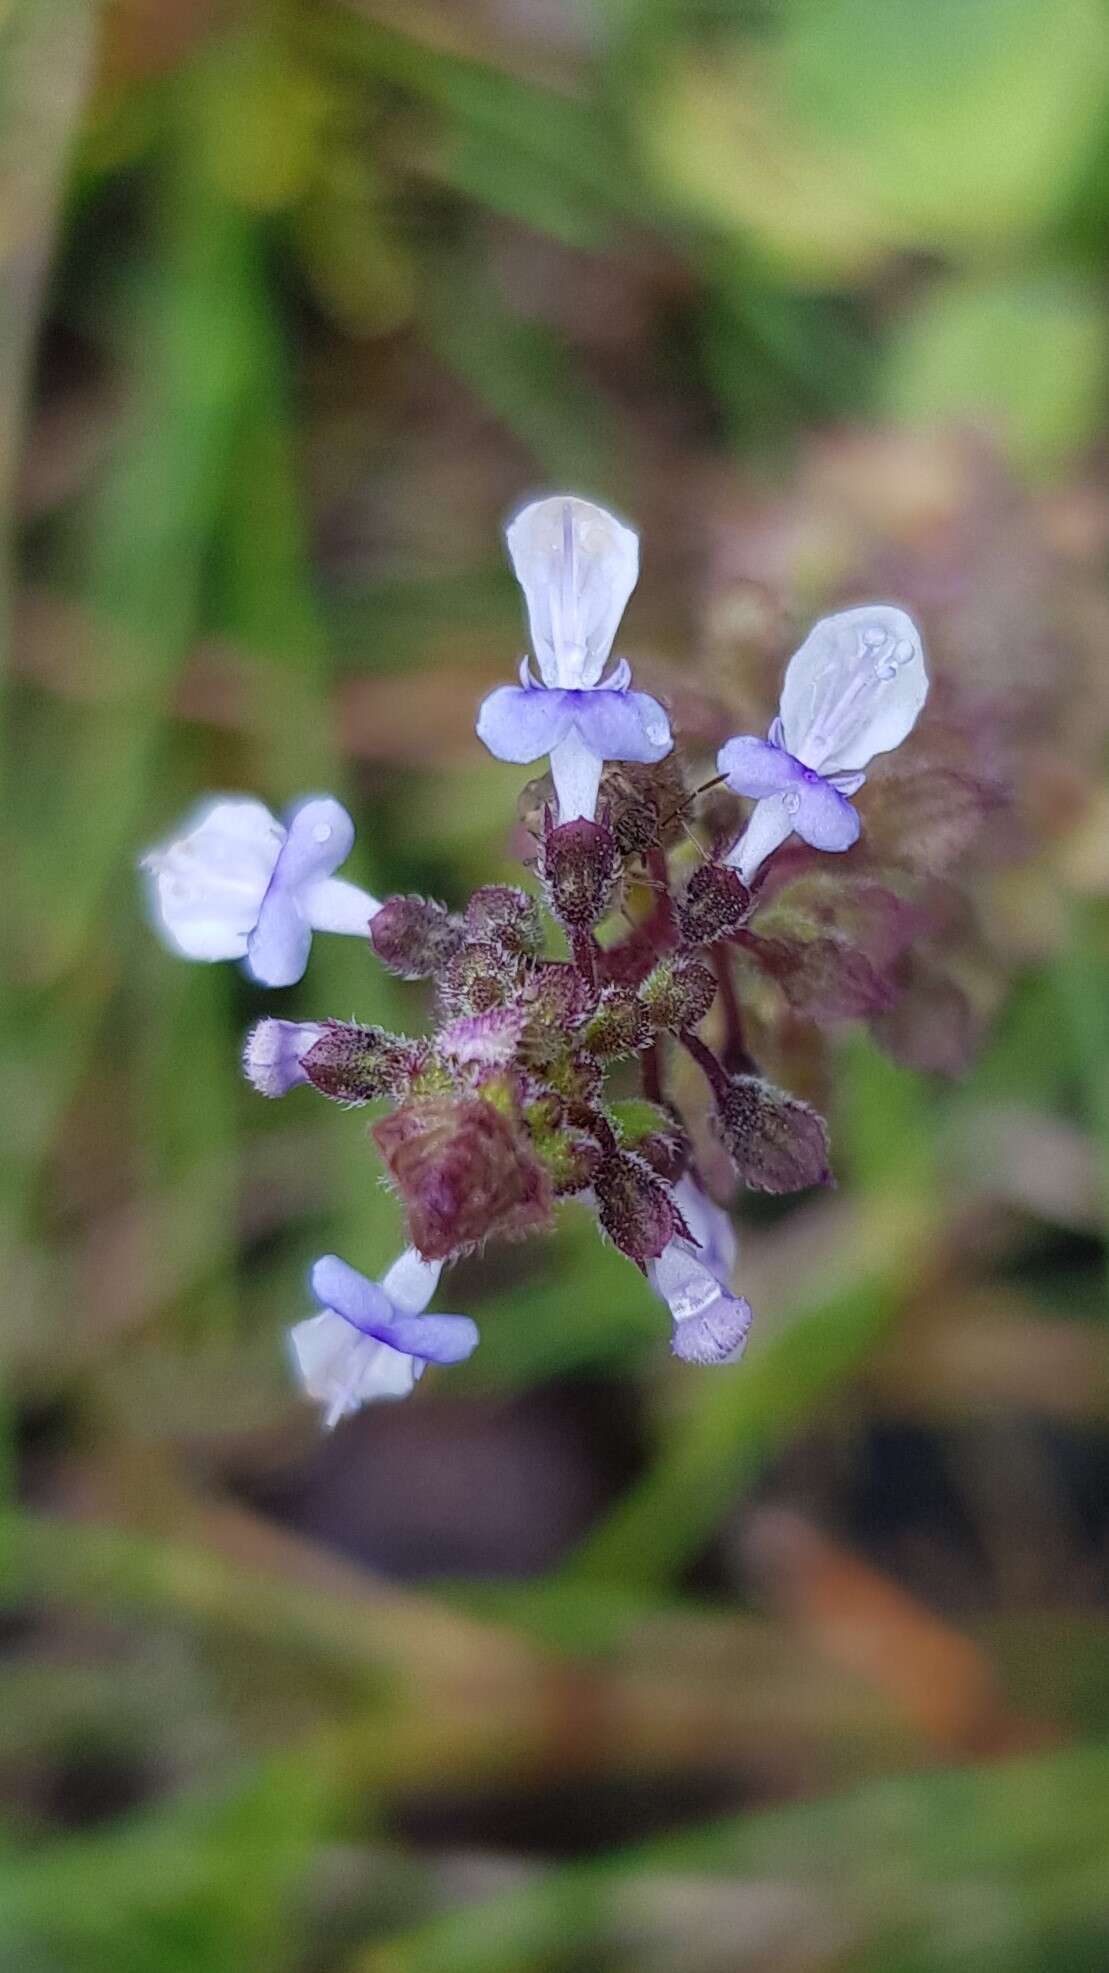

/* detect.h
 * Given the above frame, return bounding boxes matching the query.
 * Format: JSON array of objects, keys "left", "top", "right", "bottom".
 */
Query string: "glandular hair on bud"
[
  {"left": 583, "top": 988, "right": 652, "bottom": 1059},
  {"left": 303, "top": 1022, "right": 417, "bottom": 1103},
  {"left": 594, "top": 1151, "right": 685, "bottom": 1268},
  {"left": 677, "top": 864, "right": 752, "bottom": 946},
  {"left": 373, "top": 1094, "right": 552, "bottom": 1259},
  {"left": 465, "top": 885, "right": 543, "bottom": 958},
  {"left": 439, "top": 941, "right": 520, "bottom": 1015},
  {"left": 537, "top": 816, "right": 621, "bottom": 930},
  {"left": 639, "top": 956, "right": 717, "bottom": 1034},
  {"left": 370, "top": 894, "right": 463, "bottom": 980},
  {"left": 610, "top": 1098, "right": 692, "bottom": 1182},
  {"left": 716, "top": 1074, "right": 831, "bottom": 1194}
]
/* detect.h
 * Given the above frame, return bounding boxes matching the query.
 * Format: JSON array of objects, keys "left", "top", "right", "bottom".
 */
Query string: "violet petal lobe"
[
  {"left": 246, "top": 891, "right": 312, "bottom": 987},
  {"left": 649, "top": 1241, "right": 752, "bottom": 1365},
  {"left": 569, "top": 687, "right": 673, "bottom": 765},
  {"left": 272, "top": 798, "right": 356, "bottom": 891},
  {"left": 368, "top": 1313, "right": 480, "bottom": 1364},
  {"left": 246, "top": 798, "right": 358, "bottom": 986},
  {"left": 717, "top": 735, "right": 805, "bottom": 800},
  {"left": 310, "top": 1254, "right": 394, "bottom": 1332},
  {"left": 792, "top": 773, "right": 862, "bottom": 853},
  {"left": 243, "top": 1019, "right": 324, "bottom": 1097},
  {"left": 476, "top": 683, "right": 574, "bottom": 763}
]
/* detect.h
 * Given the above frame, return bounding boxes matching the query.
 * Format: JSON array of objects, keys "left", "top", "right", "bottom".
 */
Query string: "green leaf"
[
  {"left": 880, "top": 273, "right": 1109, "bottom": 473},
  {"left": 782, "top": 0, "right": 1109, "bottom": 250},
  {"left": 639, "top": 0, "right": 1109, "bottom": 280}
]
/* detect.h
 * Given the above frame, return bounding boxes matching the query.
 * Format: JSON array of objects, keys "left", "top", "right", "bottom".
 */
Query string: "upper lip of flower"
[{"left": 506, "top": 493, "right": 640, "bottom": 690}]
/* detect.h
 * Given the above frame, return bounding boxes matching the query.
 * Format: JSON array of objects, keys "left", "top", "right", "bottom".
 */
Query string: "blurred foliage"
[{"left": 2, "top": 0, "right": 1109, "bottom": 1968}]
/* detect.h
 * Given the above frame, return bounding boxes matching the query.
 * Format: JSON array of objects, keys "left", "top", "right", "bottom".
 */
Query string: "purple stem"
[
  {"left": 571, "top": 929, "right": 598, "bottom": 992},
  {"left": 679, "top": 1028, "right": 732, "bottom": 1106},
  {"left": 712, "top": 950, "right": 755, "bottom": 1076}
]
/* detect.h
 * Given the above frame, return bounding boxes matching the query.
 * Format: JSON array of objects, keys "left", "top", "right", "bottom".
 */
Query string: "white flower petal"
[
  {"left": 299, "top": 877, "right": 382, "bottom": 936},
  {"left": 379, "top": 1247, "right": 443, "bottom": 1316},
  {"left": 672, "top": 1177, "right": 737, "bottom": 1282},
  {"left": 779, "top": 604, "right": 927, "bottom": 777},
  {"left": 648, "top": 1242, "right": 752, "bottom": 1366},
  {"left": 724, "top": 793, "right": 799, "bottom": 884},
  {"left": 140, "top": 797, "right": 285, "bottom": 961},
  {"left": 506, "top": 495, "right": 638, "bottom": 688},
  {"left": 289, "top": 1309, "right": 420, "bottom": 1427},
  {"left": 549, "top": 730, "right": 605, "bottom": 823}
]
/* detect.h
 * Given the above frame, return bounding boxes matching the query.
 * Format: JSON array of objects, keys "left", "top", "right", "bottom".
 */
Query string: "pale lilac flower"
[
  {"left": 141, "top": 795, "right": 381, "bottom": 987},
  {"left": 720, "top": 605, "right": 927, "bottom": 882},
  {"left": 649, "top": 1176, "right": 751, "bottom": 1366},
  {"left": 476, "top": 496, "right": 672, "bottom": 822},
  {"left": 289, "top": 1250, "right": 479, "bottom": 1428},
  {"left": 243, "top": 1020, "right": 324, "bottom": 1097}
]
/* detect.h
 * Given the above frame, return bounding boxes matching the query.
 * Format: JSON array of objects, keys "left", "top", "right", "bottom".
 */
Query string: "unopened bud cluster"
[{"left": 141, "top": 492, "right": 942, "bottom": 1425}]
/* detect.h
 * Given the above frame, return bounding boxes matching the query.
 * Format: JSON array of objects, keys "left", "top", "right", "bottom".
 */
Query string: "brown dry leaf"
[{"left": 743, "top": 1507, "right": 1054, "bottom": 1758}]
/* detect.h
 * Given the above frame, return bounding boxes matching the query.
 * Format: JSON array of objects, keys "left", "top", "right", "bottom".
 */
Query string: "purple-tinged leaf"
[
  {"left": 871, "top": 958, "right": 983, "bottom": 1077},
  {"left": 741, "top": 934, "right": 896, "bottom": 1021}
]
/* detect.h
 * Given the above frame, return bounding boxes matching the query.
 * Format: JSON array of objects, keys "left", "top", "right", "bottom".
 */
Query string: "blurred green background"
[{"left": 4, "top": 0, "right": 1109, "bottom": 1967}]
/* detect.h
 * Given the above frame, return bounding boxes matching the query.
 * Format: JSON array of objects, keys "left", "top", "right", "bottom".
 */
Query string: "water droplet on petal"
[
  {"left": 782, "top": 790, "right": 801, "bottom": 816},
  {"left": 312, "top": 822, "right": 332, "bottom": 845}
]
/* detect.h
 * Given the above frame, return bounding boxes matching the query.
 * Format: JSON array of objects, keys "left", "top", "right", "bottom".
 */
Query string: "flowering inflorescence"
[{"left": 140, "top": 494, "right": 929, "bottom": 1427}]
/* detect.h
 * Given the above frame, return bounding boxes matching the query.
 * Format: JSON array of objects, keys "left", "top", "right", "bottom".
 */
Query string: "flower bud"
[
  {"left": 594, "top": 1152, "right": 687, "bottom": 1269},
  {"left": 537, "top": 1047, "right": 604, "bottom": 1108},
  {"left": 520, "top": 962, "right": 594, "bottom": 1031},
  {"left": 370, "top": 894, "right": 463, "bottom": 979},
  {"left": 465, "top": 884, "right": 543, "bottom": 959},
  {"left": 677, "top": 864, "right": 752, "bottom": 946},
  {"left": 373, "top": 1095, "right": 552, "bottom": 1260},
  {"left": 639, "top": 956, "right": 717, "bottom": 1033},
  {"left": 303, "top": 1021, "right": 418, "bottom": 1103},
  {"left": 439, "top": 941, "right": 519, "bottom": 1015},
  {"left": 715, "top": 1074, "right": 831, "bottom": 1193},
  {"left": 537, "top": 816, "right": 621, "bottom": 930},
  {"left": 583, "top": 988, "right": 652, "bottom": 1059}
]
